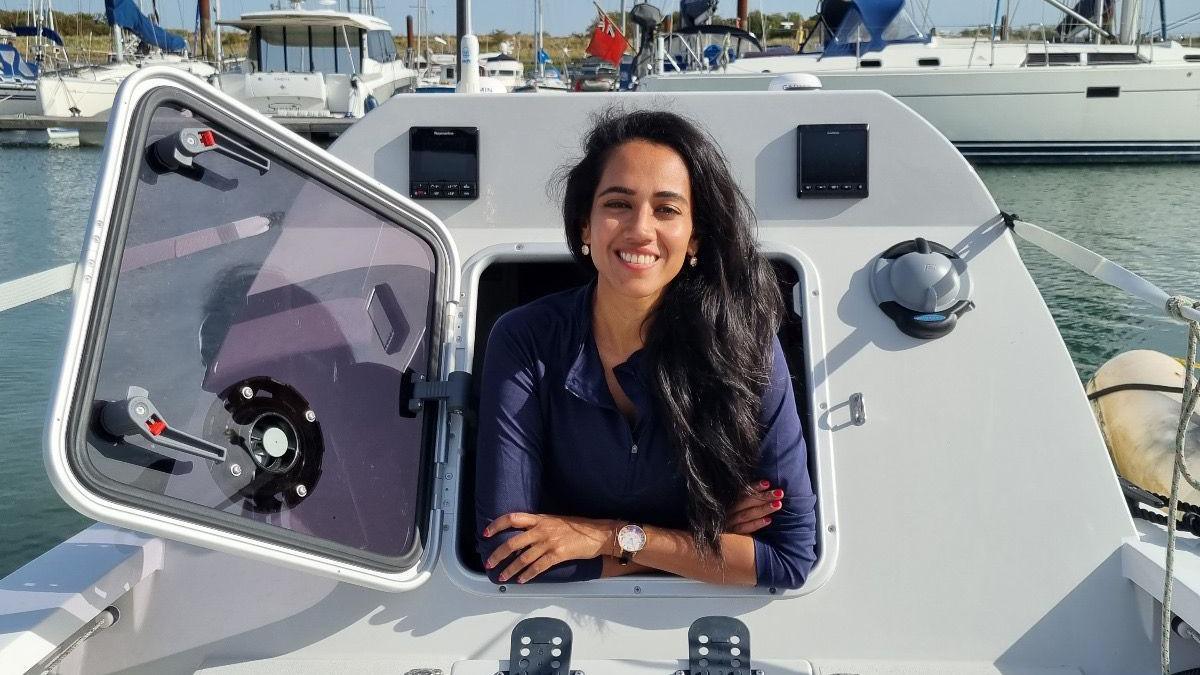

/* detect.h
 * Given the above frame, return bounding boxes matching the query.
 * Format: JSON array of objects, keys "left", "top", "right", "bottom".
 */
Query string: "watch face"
[{"left": 618, "top": 524, "right": 646, "bottom": 552}]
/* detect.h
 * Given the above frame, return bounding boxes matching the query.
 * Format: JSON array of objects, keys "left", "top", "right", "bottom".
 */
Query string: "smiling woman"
[{"left": 473, "top": 110, "right": 818, "bottom": 588}]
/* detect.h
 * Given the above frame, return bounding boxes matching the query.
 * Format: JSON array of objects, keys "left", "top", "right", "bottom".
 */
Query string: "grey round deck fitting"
[{"left": 870, "top": 237, "right": 975, "bottom": 339}]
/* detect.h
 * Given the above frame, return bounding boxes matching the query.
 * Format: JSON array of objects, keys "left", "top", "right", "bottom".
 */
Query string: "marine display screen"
[
  {"left": 797, "top": 124, "right": 869, "bottom": 198},
  {"left": 409, "top": 126, "right": 479, "bottom": 199}
]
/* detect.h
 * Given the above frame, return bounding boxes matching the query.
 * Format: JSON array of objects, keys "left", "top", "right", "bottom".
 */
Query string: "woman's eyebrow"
[
  {"left": 597, "top": 185, "right": 689, "bottom": 203},
  {"left": 597, "top": 185, "right": 636, "bottom": 197}
]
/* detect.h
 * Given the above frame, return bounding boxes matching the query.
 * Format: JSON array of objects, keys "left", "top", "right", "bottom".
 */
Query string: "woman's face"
[{"left": 582, "top": 140, "right": 697, "bottom": 304}]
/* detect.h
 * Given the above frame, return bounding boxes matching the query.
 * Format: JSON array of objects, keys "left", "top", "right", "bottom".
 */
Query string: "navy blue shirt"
[{"left": 474, "top": 283, "right": 818, "bottom": 587}]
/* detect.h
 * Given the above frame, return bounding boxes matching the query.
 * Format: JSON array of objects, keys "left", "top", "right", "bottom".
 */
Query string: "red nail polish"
[
  {"left": 483, "top": 529, "right": 490, "bottom": 537},
  {"left": 759, "top": 480, "right": 770, "bottom": 489},
  {"left": 485, "top": 560, "right": 494, "bottom": 569},
  {"left": 763, "top": 517, "right": 772, "bottom": 524},
  {"left": 771, "top": 500, "right": 782, "bottom": 509},
  {"left": 773, "top": 489, "right": 784, "bottom": 498}
]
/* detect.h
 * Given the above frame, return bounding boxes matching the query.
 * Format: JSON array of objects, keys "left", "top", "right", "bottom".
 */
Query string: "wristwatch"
[{"left": 616, "top": 523, "right": 647, "bottom": 565}]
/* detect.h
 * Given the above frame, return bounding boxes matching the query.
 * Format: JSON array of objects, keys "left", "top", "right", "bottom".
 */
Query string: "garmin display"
[
  {"left": 409, "top": 126, "right": 479, "bottom": 200},
  {"left": 797, "top": 123, "right": 869, "bottom": 199}
]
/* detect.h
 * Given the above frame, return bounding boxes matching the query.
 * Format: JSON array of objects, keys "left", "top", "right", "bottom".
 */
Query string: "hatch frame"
[
  {"left": 441, "top": 241, "right": 840, "bottom": 598},
  {"left": 43, "top": 67, "right": 462, "bottom": 592}
]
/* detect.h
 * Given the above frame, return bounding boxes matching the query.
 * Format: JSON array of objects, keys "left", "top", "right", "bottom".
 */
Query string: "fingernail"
[
  {"left": 772, "top": 489, "right": 784, "bottom": 498},
  {"left": 499, "top": 574, "right": 508, "bottom": 582},
  {"left": 771, "top": 500, "right": 782, "bottom": 509},
  {"left": 762, "top": 517, "right": 772, "bottom": 524},
  {"left": 482, "top": 528, "right": 490, "bottom": 537},
  {"left": 759, "top": 480, "right": 770, "bottom": 488},
  {"left": 485, "top": 560, "right": 494, "bottom": 569}
]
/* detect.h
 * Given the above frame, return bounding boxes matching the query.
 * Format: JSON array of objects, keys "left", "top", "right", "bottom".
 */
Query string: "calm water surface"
[{"left": 0, "top": 148, "right": 1197, "bottom": 577}]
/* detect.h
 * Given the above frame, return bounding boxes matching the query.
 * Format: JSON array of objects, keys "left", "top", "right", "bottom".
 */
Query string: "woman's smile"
[{"left": 616, "top": 249, "right": 660, "bottom": 269}]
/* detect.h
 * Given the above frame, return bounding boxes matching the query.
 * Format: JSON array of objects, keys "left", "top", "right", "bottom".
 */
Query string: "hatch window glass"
[
  {"left": 284, "top": 26, "right": 309, "bottom": 73},
  {"left": 1087, "top": 51, "right": 1145, "bottom": 65},
  {"left": 367, "top": 30, "right": 396, "bottom": 62},
  {"left": 72, "top": 99, "right": 439, "bottom": 571},
  {"left": 880, "top": 9, "right": 924, "bottom": 41},
  {"left": 1024, "top": 52, "right": 1081, "bottom": 66},
  {"left": 832, "top": 10, "right": 872, "bottom": 47}
]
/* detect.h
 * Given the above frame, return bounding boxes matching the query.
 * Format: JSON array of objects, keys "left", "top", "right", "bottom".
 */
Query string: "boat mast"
[
  {"left": 111, "top": 0, "right": 125, "bottom": 63},
  {"left": 1118, "top": 0, "right": 1141, "bottom": 44},
  {"left": 456, "top": 0, "right": 480, "bottom": 92},
  {"left": 199, "top": 0, "right": 211, "bottom": 58},
  {"left": 535, "top": 0, "right": 544, "bottom": 80},
  {"left": 214, "top": 0, "right": 223, "bottom": 66}
]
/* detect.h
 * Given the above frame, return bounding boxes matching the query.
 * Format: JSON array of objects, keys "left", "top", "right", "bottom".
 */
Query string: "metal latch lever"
[{"left": 99, "top": 388, "right": 227, "bottom": 462}]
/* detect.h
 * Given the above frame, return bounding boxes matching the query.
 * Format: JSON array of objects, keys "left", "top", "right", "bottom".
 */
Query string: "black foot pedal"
[
  {"left": 688, "top": 616, "right": 757, "bottom": 675},
  {"left": 506, "top": 617, "right": 573, "bottom": 675}
]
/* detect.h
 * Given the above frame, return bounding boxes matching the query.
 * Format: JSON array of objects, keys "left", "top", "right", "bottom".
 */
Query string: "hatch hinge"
[{"left": 407, "top": 371, "right": 470, "bottom": 414}]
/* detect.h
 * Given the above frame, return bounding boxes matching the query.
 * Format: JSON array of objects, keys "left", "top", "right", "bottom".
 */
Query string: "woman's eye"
[
  {"left": 656, "top": 205, "right": 682, "bottom": 216},
  {"left": 603, "top": 200, "right": 631, "bottom": 209}
]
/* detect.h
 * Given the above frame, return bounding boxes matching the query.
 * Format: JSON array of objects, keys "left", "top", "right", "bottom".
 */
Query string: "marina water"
[{"left": 1, "top": 147, "right": 1198, "bottom": 578}]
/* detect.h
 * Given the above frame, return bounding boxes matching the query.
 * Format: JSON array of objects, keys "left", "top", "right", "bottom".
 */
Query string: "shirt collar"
[{"left": 563, "top": 281, "right": 651, "bottom": 409}]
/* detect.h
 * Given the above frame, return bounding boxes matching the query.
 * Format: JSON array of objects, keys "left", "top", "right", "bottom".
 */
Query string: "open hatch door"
[{"left": 45, "top": 68, "right": 460, "bottom": 591}]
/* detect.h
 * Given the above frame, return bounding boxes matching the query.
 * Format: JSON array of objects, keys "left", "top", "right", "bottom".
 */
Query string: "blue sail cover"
[
  {"left": 822, "top": 0, "right": 928, "bottom": 56},
  {"left": 9, "top": 25, "right": 64, "bottom": 46},
  {"left": 0, "top": 43, "right": 39, "bottom": 79},
  {"left": 105, "top": 0, "right": 186, "bottom": 53}
]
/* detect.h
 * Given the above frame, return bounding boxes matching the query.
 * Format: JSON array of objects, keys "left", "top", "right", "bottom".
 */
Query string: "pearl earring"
[
  {"left": 689, "top": 254, "right": 698, "bottom": 268},
  {"left": 581, "top": 243, "right": 590, "bottom": 256}
]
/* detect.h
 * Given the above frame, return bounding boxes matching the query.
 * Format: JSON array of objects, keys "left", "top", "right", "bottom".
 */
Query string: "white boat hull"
[{"left": 640, "top": 42, "right": 1200, "bottom": 162}]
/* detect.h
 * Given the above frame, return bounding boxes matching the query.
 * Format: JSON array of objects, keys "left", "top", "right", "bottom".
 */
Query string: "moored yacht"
[
  {"left": 35, "top": 0, "right": 216, "bottom": 121},
  {"left": 216, "top": 4, "right": 417, "bottom": 118},
  {"left": 638, "top": 0, "right": 1200, "bottom": 162},
  {"left": 480, "top": 47, "right": 525, "bottom": 91}
]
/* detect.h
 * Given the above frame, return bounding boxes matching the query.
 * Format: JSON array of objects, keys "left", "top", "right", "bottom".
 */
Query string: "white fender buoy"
[{"left": 1088, "top": 349, "right": 1200, "bottom": 503}]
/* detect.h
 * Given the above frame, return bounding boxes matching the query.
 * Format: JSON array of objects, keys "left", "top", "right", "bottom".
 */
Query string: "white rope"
[
  {"left": 1161, "top": 295, "right": 1200, "bottom": 675},
  {"left": 0, "top": 262, "right": 76, "bottom": 313}
]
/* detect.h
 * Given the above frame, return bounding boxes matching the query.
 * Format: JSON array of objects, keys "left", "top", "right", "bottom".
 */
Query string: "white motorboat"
[
  {"left": 481, "top": 48, "right": 525, "bottom": 91},
  {"left": 638, "top": 0, "right": 1200, "bottom": 163},
  {"left": 215, "top": 4, "right": 418, "bottom": 118},
  {"left": 3, "top": 63, "right": 1200, "bottom": 674}
]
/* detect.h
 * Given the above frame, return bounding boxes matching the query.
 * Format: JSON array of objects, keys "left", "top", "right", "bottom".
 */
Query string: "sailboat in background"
[
  {"left": 514, "top": 0, "right": 570, "bottom": 92},
  {"left": 35, "top": 0, "right": 215, "bottom": 127},
  {"left": 0, "top": 0, "right": 74, "bottom": 116}
]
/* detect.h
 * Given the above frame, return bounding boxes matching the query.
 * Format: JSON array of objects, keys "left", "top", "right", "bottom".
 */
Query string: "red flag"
[{"left": 586, "top": 14, "right": 626, "bottom": 66}]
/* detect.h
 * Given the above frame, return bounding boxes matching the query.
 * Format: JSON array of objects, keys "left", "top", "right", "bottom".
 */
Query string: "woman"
[{"left": 474, "top": 109, "right": 817, "bottom": 588}]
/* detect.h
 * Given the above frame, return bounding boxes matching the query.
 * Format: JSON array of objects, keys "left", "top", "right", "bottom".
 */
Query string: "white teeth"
[{"left": 619, "top": 251, "right": 659, "bottom": 265}]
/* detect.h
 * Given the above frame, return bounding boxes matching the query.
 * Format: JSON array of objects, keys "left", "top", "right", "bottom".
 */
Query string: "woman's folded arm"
[{"left": 474, "top": 312, "right": 603, "bottom": 583}]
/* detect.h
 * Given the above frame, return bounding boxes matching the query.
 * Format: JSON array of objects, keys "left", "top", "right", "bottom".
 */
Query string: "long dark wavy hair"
[{"left": 559, "top": 109, "right": 783, "bottom": 555}]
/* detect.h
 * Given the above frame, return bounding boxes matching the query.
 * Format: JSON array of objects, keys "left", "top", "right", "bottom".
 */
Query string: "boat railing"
[{"left": 1041, "top": 24, "right": 1050, "bottom": 67}]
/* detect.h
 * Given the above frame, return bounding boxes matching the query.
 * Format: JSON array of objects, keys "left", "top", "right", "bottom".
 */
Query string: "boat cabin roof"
[{"left": 219, "top": 10, "right": 391, "bottom": 32}]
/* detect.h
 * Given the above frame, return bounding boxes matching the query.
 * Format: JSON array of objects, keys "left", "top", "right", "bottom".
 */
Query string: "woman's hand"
[
  {"left": 483, "top": 512, "right": 618, "bottom": 583},
  {"left": 726, "top": 480, "right": 784, "bottom": 534}
]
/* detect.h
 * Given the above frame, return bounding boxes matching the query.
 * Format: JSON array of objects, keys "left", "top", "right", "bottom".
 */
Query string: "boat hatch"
[{"left": 45, "top": 68, "right": 461, "bottom": 591}]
